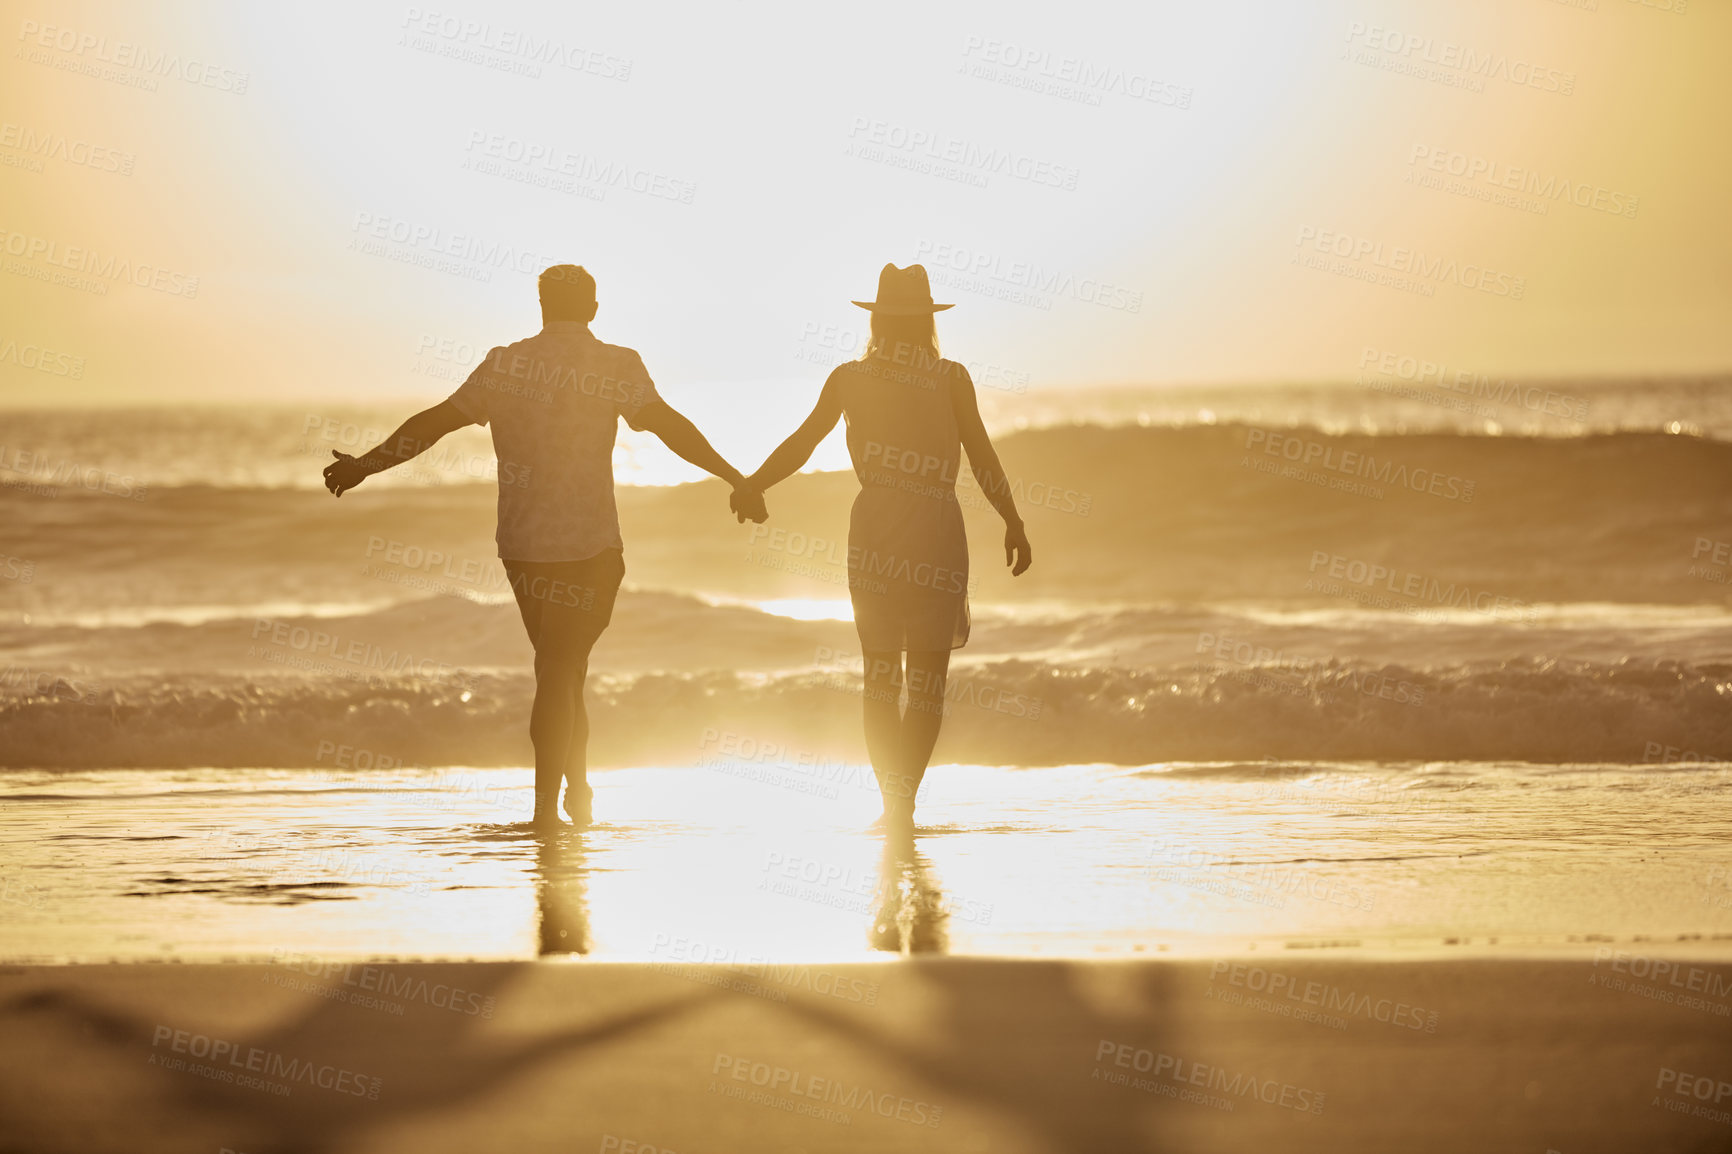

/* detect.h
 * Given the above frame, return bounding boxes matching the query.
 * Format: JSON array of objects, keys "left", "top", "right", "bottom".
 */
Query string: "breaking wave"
[{"left": 4, "top": 657, "right": 1729, "bottom": 770}]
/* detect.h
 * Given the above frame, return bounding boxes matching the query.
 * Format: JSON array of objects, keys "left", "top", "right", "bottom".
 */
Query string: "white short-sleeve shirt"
[{"left": 447, "top": 321, "right": 662, "bottom": 562}]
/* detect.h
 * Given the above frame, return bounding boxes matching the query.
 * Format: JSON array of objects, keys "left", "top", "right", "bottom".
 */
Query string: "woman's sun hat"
[{"left": 852, "top": 263, "right": 954, "bottom": 315}]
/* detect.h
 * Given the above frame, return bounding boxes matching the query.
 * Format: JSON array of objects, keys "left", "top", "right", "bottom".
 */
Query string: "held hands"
[
  {"left": 1005, "top": 521, "right": 1033, "bottom": 576},
  {"left": 323, "top": 451, "right": 371, "bottom": 497},
  {"left": 730, "top": 484, "right": 768, "bottom": 524}
]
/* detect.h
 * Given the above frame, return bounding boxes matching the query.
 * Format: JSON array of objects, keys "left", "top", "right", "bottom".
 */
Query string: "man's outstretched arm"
[
  {"left": 323, "top": 399, "right": 474, "bottom": 497},
  {"left": 632, "top": 400, "right": 765, "bottom": 522}
]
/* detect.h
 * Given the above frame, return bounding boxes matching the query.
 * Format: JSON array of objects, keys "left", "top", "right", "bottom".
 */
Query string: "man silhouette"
[{"left": 323, "top": 264, "right": 765, "bottom": 827}]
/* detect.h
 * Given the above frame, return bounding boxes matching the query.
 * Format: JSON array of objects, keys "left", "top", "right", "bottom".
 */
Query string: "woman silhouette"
[{"left": 743, "top": 264, "right": 1032, "bottom": 830}]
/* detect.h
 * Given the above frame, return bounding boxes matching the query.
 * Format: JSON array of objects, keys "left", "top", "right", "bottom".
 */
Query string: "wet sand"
[
  {"left": 3, "top": 954, "right": 1730, "bottom": 1153},
  {"left": 9, "top": 764, "right": 1732, "bottom": 963}
]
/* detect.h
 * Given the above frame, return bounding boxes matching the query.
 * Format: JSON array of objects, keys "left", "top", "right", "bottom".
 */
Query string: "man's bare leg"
[
  {"left": 529, "top": 605, "right": 602, "bottom": 825},
  {"left": 529, "top": 648, "right": 583, "bottom": 825},
  {"left": 508, "top": 555, "right": 620, "bottom": 828},
  {"left": 562, "top": 675, "right": 592, "bottom": 823}
]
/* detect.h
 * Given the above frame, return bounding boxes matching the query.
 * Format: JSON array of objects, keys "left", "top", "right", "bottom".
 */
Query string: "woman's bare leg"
[
  {"left": 900, "top": 648, "right": 952, "bottom": 822},
  {"left": 860, "top": 648, "right": 910, "bottom": 824}
]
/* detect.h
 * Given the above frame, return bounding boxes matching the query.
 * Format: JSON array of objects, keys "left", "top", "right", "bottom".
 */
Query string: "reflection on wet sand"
[
  {"left": 535, "top": 830, "right": 591, "bottom": 956},
  {"left": 869, "top": 831, "right": 950, "bottom": 956}
]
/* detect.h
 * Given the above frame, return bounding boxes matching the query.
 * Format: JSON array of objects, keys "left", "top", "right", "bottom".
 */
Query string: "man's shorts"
[{"left": 502, "top": 548, "right": 625, "bottom": 650}]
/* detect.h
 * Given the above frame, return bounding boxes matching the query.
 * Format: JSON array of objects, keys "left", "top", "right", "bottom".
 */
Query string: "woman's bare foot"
[
  {"left": 563, "top": 781, "right": 593, "bottom": 826},
  {"left": 871, "top": 798, "right": 915, "bottom": 835}
]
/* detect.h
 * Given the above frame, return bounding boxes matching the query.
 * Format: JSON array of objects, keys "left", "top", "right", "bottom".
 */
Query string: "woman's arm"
[
  {"left": 323, "top": 399, "right": 474, "bottom": 497},
  {"left": 747, "top": 375, "right": 845, "bottom": 492},
  {"left": 950, "top": 367, "right": 1032, "bottom": 575}
]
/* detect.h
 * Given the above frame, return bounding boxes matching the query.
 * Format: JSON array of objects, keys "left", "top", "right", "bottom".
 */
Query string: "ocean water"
[{"left": 3, "top": 381, "right": 1731, "bottom": 960}]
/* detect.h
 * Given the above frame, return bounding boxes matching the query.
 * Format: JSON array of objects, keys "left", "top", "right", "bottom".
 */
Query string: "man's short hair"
[{"left": 540, "top": 264, "right": 596, "bottom": 314}]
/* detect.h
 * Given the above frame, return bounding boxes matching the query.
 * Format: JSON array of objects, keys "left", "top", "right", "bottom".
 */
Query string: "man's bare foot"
[{"left": 563, "top": 781, "right": 593, "bottom": 826}]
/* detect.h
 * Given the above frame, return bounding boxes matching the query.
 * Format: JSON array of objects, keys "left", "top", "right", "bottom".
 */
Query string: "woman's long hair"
[{"left": 861, "top": 312, "right": 941, "bottom": 370}]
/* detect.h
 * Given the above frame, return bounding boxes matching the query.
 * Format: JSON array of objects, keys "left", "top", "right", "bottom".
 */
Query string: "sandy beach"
[
  {"left": 4, "top": 954, "right": 1731, "bottom": 1153},
  {"left": 7, "top": 0, "right": 1731, "bottom": 1148}
]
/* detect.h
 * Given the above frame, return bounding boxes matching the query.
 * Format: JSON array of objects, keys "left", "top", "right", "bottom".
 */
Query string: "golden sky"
[{"left": 2, "top": 0, "right": 1727, "bottom": 413}]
